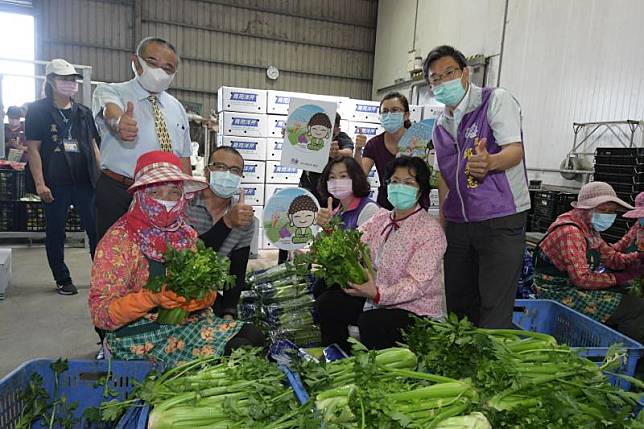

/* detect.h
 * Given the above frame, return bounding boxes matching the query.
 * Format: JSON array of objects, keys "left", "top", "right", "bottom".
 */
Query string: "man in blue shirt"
[{"left": 92, "top": 37, "right": 192, "bottom": 241}]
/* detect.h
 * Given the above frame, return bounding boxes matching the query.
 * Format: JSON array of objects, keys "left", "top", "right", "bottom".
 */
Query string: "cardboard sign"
[
  {"left": 263, "top": 187, "right": 320, "bottom": 250},
  {"left": 281, "top": 97, "right": 337, "bottom": 173}
]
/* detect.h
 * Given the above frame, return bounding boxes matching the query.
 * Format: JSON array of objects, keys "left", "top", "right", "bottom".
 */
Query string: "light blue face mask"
[
  {"left": 380, "top": 112, "right": 404, "bottom": 133},
  {"left": 432, "top": 78, "right": 466, "bottom": 106},
  {"left": 387, "top": 183, "right": 418, "bottom": 210},
  {"left": 590, "top": 212, "right": 617, "bottom": 232},
  {"left": 210, "top": 170, "right": 241, "bottom": 198},
  {"left": 640, "top": 218, "right": 644, "bottom": 226}
]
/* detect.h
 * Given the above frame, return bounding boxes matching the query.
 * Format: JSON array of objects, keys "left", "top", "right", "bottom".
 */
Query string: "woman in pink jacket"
[{"left": 315, "top": 156, "right": 447, "bottom": 352}]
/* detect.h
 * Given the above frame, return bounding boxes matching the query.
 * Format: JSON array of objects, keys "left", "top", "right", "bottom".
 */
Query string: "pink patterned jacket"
[{"left": 359, "top": 208, "right": 446, "bottom": 318}]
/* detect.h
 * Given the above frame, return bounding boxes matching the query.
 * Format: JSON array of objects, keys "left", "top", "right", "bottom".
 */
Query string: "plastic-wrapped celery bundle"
[{"left": 242, "top": 262, "right": 321, "bottom": 347}]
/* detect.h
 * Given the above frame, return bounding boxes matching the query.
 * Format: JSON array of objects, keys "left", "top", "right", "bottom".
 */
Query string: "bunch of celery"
[
  {"left": 99, "top": 349, "right": 315, "bottom": 429},
  {"left": 242, "top": 263, "right": 321, "bottom": 347},
  {"left": 405, "top": 315, "right": 643, "bottom": 428},
  {"left": 297, "top": 343, "right": 482, "bottom": 428},
  {"left": 295, "top": 222, "right": 373, "bottom": 289}
]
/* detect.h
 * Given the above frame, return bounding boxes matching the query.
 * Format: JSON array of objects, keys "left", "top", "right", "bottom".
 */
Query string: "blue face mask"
[
  {"left": 432, "top": 78, "right": 466, "bottom": 106},
  {"left": 210, "top": 170, "right": 241, "bottom": 198},
  {"left": 387, "top": 183, "right": 418, "bottom": 210},
  {"left": 640, "top": 218, "right": 644, "bottom": 226},
  {"left": 380, "top": 112, "right": 404, "bottom": 133},
  {"left": 590, "top": 212, "right": 617, "bottom": 232}
]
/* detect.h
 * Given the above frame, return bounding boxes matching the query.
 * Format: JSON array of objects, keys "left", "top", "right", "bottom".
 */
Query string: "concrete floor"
[{"left": 0, "top": 245, "right": 278, "bottom": 378}]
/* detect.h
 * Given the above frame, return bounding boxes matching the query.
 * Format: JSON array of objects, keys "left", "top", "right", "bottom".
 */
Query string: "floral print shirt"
[{"left": 359, "top": 207, "right": 447, "bottom": 318}]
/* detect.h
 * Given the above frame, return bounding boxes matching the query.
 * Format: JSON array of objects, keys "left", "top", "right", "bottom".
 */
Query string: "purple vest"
[
  {"left": 433, "top": 87, "right": 522, "bottom": 223},
  {"left": 340, "top": 197, "right": 374, "bottom": 230}
]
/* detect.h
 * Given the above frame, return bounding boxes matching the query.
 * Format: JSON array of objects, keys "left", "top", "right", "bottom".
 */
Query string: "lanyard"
[{"left": 58, "top": 109, "right": 73, "bottom": 139}]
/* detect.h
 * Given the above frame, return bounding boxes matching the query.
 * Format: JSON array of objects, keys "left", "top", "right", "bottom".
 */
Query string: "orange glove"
[
  {"left": 108, "top": 287, "right": 185, "bottom": 327},
  {"left": 181, "top": 291, "right": 218, "bottom": 313}
]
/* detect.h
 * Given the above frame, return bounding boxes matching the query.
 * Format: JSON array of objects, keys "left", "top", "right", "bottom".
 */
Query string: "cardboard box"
[
  {"left": 239, "top": 183, "right": 265, "bottom": 205},
  {"left": 266, "top": 138, "right": 283, "bottom": 161},
  {"left": 218, "top": 112, "right": 268, "bottom": 138},
  {"left": 422, "top": 104, "right": 444, "bottom": 120},
  {"left": 0, "top": 248, "right": 12, "bottom": 300},
  {"left": 217, "top": 86, "right": 267, "bottom": 113},
  {"left": 241, "top": 160, "right": 266, "bottom": 184},
  {"left": 265, "top": 184, "right": 297, "bottom": 202},
  {"left": 367, "top": 166, "right": 380, "bottom": 187},
  {"left": 347, "top": 99, "right": 381, "bottom": 123},
  {"left": 220, "top": 136, "right": 266, "bottom": 161},
  {"left": 250, "top": 223, "right": 260, "bottom": 258},
  {"left": 339, "top": 120, "right": 350, "bottom": 135},
  {"left": 368, "top": 187, "right": 379, "bottom": 202},
  {"left": 347, "top": 121, "right": 384, "bottom": 141},
  {"left": 266, "top": 90, "right": 300, "bottom": 115},
  {"left": 251, "top": 205, "right": 264, "bottom": 224},
  {"left": 409, "top": 105, "right": 423, "bottom": 123},
  {"left": 265, "top": 161, "right": 301, "bottom": 184},
  {"left": 267, "top": 115, "right": 288, "bottom": 138}
]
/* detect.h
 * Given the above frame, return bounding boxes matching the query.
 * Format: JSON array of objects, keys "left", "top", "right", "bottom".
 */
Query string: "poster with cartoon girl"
[
  {"left": 282, "top": 97, "right": 337, "bottom": 173},
  {"left": 398, "top": 121, "right": 434, "bottom": 160},
  {"left": 263, "top": 187, "right": 320, "bottom": 250}
]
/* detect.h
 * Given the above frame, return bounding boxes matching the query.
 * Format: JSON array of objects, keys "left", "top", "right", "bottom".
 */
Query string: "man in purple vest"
[{"left": 424, "top": 45, "right": 530, "bottom": 328}]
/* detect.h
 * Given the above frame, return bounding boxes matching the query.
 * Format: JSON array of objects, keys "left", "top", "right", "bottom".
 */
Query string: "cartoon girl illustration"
[
  {"left": 304, "top": 112, "right": 332, "bottom": 151},
  {"left": 287, "top": 195, "right": 318, "bottom": 244}
]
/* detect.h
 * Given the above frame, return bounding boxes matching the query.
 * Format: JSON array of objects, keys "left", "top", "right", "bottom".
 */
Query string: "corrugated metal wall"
[
  {"left": 500, "top": 0, "right": 644, "bottom": 186},
  {"left": 35, "top": 0, "right": 377, "bottom": 114}
]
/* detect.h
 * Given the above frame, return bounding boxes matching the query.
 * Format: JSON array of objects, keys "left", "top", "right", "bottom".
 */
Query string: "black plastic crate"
[
  {"left": 0, "top": 201, "right": 19, "bottom": 231},
  {"left": 610, "top": 182, "right": 636, "bottom": 195},
  {"left": 0, "top": 169, "right": 24, "bottom": 201},
  {"left": 556, "top": 192, "right": 578, "bottom": 216},
  {"left": 595, "top": 147, "right": 644, "bottom": 158},
  {"left": 594, "top": 171, "right": 644, "bottom": 184},
  {"left": 19, "top": 201, "right": 46, "bottom": 232},
  {"left": 594, "top": 154, "right": 643, "bottom": 166},
  {"left": 533, "top": 190, "right": 558, "bottom": 219},
  {"left": 593, "top": 164, "right": 638, "bottom": 175},
  {"left": 65, "top": 206, "right": 83, "bottom": 232},
  {"left": 531, "top": 215, "right": 554, "bottom": 233}
]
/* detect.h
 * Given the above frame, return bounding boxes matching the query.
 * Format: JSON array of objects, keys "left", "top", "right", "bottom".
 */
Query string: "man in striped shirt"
[{"left": 187, "top": 146, "right": 255, "bottom": 320}]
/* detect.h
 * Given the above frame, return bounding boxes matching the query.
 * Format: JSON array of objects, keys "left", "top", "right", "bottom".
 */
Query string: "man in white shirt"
[
  {"left": 425, "top": 45, "right": 530, "bottom": 329},
  {"left": 92, "top": 37, "right": 192, "bottom": 240}
]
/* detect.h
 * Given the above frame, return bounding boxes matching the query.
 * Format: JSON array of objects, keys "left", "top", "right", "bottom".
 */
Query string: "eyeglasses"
[
  {"left": 388, "top": 179, "right": 419, "bottom": 187},
  {"left": 428, "top": 67, "right": 462, "bottom": 85},
  {"left": 141, "top": 56, "right": 176, "bottom": 75},
  {"left": 207, "top": 162, "right": 243, "bottom": 177}
]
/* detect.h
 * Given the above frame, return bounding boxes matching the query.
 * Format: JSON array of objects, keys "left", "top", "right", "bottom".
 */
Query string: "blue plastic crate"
[
  {"left": 513, "top": 299, "right": 643, "bottom": 390},
  {"left": 0, "top": 359, "right": 154, "bottom": 429}
]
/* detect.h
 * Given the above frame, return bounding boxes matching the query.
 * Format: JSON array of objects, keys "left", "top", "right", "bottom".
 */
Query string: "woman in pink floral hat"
[
  {"left": 533, "top": 182, "right": 643, "bottom": 343},
  {"left": 613, "top": 191, "right": 644, "bottom": 253}
]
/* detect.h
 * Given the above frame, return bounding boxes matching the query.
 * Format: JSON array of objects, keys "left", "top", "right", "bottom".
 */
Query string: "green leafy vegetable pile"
[
  {"left": 296, "top": 341, "right": 483, "bottom": 428},
  {"left": 145, "top": 240, "right": 236, "bottom": 324},
  {"left": 98, "top": 348, "right": 318, "bottom": 429},
  {"left": 405, "top": 315, "right": 644, "bottom": 428},
  {"left": 296, "top": 220, "right": 373, "bottom": 289},
  {"left": 16, "top": 359, "right": 79, "bottom": 429}
]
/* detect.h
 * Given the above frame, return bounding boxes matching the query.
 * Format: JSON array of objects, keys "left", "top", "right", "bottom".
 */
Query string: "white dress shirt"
[{"left": 92, "top": 78, "right": 192, "bottom": 178}]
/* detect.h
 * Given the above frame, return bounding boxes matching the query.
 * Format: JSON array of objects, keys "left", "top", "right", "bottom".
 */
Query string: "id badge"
[{"left": 63, "top": 138, "right": 80, "bottom": 153}]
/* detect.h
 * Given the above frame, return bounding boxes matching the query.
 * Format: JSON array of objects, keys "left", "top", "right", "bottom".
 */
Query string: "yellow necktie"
[{"left": 148, "top": 95, "right": 173, "bottom": 152}]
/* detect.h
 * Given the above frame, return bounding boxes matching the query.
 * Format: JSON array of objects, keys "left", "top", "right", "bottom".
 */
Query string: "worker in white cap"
[{"left": 25, "top": 58, "right": 100, "bottom": 296}]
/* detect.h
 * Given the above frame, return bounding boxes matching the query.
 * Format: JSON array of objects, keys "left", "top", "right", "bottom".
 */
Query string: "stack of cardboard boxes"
[{"left": 216, "top": 86, "right": 426, "bottom": 251}]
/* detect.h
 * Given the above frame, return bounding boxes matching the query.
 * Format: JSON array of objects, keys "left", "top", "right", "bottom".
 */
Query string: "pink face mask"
[
  {"left": 327, "top": 178, "right": 353, "bottom": 200},
  {"left": 55, "top": 80, "right": 78, "bottom": 97}
]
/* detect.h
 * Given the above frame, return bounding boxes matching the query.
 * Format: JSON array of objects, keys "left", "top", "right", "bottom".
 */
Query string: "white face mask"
[
  {"left": 152, "top": 198, "right": 178, "bottom": 212},
  {"left": 132, "top": 55, "right": 175, "bottom": 94}
]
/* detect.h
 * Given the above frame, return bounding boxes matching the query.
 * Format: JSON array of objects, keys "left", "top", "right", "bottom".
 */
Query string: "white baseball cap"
[{"left": 45, "top": 59, "right": 82, "bottom": 78}]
